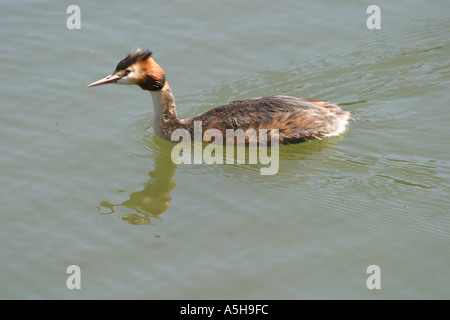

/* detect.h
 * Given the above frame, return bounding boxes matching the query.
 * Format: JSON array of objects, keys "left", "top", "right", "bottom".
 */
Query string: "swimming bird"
[{"left": 88, "top": 48, "right": 350, "bottom": 145}]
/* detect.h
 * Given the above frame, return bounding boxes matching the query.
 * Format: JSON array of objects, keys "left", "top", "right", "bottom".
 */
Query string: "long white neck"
[{"left": 149, "top": 81, "right": 185, "bottom": 140}]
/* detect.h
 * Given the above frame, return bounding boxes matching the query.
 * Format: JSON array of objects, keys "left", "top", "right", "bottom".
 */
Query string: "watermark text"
[
  {"left": 66, "top": 5, "right": 81, "bottom": 30},
  {"left": 366, "top": 5, "right": 381, "bottom": 29},
  {"left": 170, "top": 121, "right": 280, "bottom": 175},
  {"left": 66, "top": 264, "right": 81, "bottom": 289},
  {"left": 366, "top": 265, "right": 381, "bottom": 290}
]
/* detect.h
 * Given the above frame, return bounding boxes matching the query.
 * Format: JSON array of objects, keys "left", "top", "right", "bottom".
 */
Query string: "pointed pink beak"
[{"left": 87, "top": 74, "right": 121, "bottom": 87}]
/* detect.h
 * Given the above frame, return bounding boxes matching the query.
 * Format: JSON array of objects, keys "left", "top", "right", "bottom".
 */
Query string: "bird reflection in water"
[
  {"left": 97, "top": 138, "right": 177, "bottom": 225},
  {"left": 96, "top": 128, "right": 348, "bottom": 225}
]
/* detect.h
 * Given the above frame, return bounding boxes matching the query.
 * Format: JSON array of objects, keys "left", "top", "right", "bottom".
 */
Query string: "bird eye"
[{"left": 124, "top": 70, "right": 131, "bottom": 75}]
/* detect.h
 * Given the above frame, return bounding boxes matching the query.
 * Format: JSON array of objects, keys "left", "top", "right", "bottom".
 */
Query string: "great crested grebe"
[{"left": 88, "top": 49, "right": 350, "bottom": 144}]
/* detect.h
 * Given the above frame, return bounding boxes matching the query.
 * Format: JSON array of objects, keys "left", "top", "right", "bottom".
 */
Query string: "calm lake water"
[{"left": 1, "top": 0, "right": 449, "bottom": 299}]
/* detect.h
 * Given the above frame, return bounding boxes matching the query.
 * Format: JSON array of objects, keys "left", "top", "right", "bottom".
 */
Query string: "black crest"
[{"left": 114, "top": 48, "right": 152, "bottom": 72}]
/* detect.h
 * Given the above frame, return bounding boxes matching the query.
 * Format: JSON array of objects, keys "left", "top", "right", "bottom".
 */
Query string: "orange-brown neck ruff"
[{"left": 136, "top": 58, "right": 166, "bottom": 91}]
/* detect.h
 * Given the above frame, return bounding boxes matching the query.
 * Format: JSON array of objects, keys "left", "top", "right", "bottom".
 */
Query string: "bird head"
[{"left": 88, "top": 48, "right": 165, "bottom": 91}]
